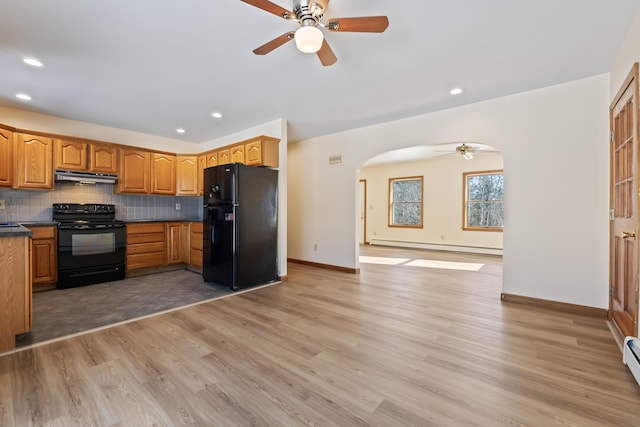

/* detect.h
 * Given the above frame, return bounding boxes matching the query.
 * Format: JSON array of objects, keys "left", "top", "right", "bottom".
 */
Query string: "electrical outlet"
[
  {"left": 0, "top": 200, "right": 5, "bottom": 210},
  {"left": 313, "top": 243, "right": 318, "bottom": 251},
  {"left": 175, "top": 203, "right": 181, "bottom": 211}
]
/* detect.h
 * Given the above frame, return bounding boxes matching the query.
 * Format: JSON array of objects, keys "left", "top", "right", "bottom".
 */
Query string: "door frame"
[
  {"left": 359, "top": 179, "right": 368, "bottom": 244},
  {"left": 609, "top": 62, "right": 640, "bottom": 337}
]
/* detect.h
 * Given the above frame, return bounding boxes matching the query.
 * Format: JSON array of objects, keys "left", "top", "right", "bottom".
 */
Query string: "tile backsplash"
[{"left": 0, "top": 184, "right": 202, "bottom": 223}]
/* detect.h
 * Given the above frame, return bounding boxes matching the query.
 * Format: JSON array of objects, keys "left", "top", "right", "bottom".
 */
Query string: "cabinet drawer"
[
  {"left": 127, "top": 241, "right": 165, "bottom": 255},
  {"left": 127, "top": 232, "right": 165, "bottom": 245},
  {"left": 191, "top": 235, "right": 203, "bottom": 251},
  {"left": 190, "top": 222, "right": 203, "bottom": 233},
  {"left": 127, "top": 252, "right": 166, "bottom": 270},
  {"left": 127, "top": 223, "right": 165, "bottom": 234},
  {"left": 190, "top": 249, "right": 203, "bottom": 268},
  {"left": 30, "top": 226, "right": 56, "bottom": 240}
]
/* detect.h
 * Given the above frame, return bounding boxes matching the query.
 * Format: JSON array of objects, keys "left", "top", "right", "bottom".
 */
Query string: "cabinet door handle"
[{"left": 622, "top": 231, "right": 636, "bottom": 239}]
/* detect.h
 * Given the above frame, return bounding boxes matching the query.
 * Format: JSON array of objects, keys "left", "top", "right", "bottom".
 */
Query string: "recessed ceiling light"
[
  {"left": 176, "top": 128, "right": 186, "bottom": 134},
  {"left": 16, "top": 93, "right": 32, "bottom": 101},
  {"left": 450, "top": 88, "right": 463, "bottom": 95},
  {"left": 23, "top": 57, "right": 44, "bottom": 67},
  {"left": 211, "top": 112, "right": 223, "bottom": 119}
]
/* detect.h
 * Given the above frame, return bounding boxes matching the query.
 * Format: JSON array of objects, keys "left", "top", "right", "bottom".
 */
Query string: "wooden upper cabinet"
[
  {"left": 90, "top": 143, "right": 118, "bottom": 173},
  {"left": 54, "top": 139, "right": 88, "bottom": 171},
  {"left": 205, "top": 151, "right": 217, "bottom": 168},
  {"left": 151, "top": 153, "right": 176, "bottom": 195},
  {"left": 176, "top": 155, "right": 198, "bottom": 196},
  {"left": 231, "top": 145, "right": 244, "bottom": 164},
  {"left": 15, "top": 133, "right": 53, "bottom": 190},
  {"left": 117, "top": 148, "right": 150, "bottom": 193},
  {"left": 217, "top": 148, "right": 230, "bottom": 165},
  {"left": 198, "top": 155, "right": 207, "bottom": 196},
  {"left": 0, "top": 128, "right": 13, "bottom": 187},
  {"left": 245, "top": 136, "right": 279, "bottom": 167}
]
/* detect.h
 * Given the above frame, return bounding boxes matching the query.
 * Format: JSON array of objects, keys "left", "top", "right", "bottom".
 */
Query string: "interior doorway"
[
  {"left": 359, "top": 179, "right": 367, "bottom": 244},
  {"left": 609, "top": 63, "right": 639, "bottom": 338}
]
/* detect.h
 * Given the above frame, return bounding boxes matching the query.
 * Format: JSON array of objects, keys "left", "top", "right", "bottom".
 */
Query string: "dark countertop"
[
  {"left": 0, "top": 224, "right": 32, "bottom": 237},
  {"left": 124, "top": 219, "right": 201, "bottom": 223},
  {"left": 19, "top": 221, "right": 58, "bottom": 227}
]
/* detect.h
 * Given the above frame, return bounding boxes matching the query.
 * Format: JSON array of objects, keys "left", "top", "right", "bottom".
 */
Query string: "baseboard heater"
[
  {"left": 623, "top": 336, "right": 640, "bottom": 386},
  {"left": 369, "top": 239, "right": 503, "bottom": 256}
]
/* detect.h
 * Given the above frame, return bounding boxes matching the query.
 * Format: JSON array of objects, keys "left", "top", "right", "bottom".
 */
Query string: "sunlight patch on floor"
[
  {"left": 359, "top": 256, "right": 484, "bottom": 271},
  {"left": 359, "top": 256, "right": 410, "bottom": 265},
  {"left": 404, "top": 259, "right": 484, "bottom": 271}
]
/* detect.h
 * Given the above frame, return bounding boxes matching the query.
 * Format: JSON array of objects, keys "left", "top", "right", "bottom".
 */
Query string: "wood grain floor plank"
[{"left": 1, "top": 246, "right": 640, "bottom": 425}]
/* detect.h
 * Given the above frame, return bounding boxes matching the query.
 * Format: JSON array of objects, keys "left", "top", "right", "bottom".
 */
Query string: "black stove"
[
  {"left": 53, "top": 203, "right": 125, "bottom": 229},
  {"left": 53, "top": 203, "right": 126, "bottom": 288}
]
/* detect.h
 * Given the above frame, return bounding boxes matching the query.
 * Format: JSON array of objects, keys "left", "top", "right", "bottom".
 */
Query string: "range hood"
[{"left": 55, "top": 170, "right": 118, "bottom": 185}]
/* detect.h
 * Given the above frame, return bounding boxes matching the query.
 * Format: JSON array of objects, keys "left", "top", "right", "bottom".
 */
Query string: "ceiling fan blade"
[
  {"left": 327, "top": 16, "right": 389, "bottom": 33},
  {"left": 317, "top": 39, "right": 337, "bottom": 66},
  {"left": 240, "top": 0, "right": 293, "bottom": 19},
  {"left": 253, "top": 32, "right": 295, "bottom": 55}
]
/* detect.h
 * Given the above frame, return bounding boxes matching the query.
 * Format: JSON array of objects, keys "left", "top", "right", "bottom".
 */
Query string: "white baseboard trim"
[{"left": 369, "top": 239, "right": 503, "bottom": 256}]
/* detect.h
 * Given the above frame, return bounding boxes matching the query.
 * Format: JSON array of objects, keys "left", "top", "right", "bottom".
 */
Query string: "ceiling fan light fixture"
[
  {"left": 463, "top": 152, "right": 473, "bottom": 160},
  {"left": 294, "top": 25, "right": 323, "bottom": 53}
]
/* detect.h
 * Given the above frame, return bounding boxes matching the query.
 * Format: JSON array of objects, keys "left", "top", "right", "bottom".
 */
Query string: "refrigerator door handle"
[{"left": 210, "top": 222, "right": 215, "bottom": 245}]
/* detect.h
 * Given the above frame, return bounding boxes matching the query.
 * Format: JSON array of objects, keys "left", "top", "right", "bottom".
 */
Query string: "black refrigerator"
[{"left": 203, "top": 163, "right": 278, "bottom": 290}]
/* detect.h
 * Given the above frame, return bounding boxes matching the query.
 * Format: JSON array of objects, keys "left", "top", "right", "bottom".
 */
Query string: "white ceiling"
[{"left": 1, "top": 1, "right": 638, "bottom": 145}]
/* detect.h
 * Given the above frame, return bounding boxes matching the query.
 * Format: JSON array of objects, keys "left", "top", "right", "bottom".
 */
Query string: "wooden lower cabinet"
[
  {"left": 126, "top": 223, "right": 166, "bottom": 271},
  {"left": 166, "top": 222, "right": 190, "bottom": 265},
  {"left": 190, "top": 222, "right": 203, "bottom": 268},
  {"left": 0, "top": 235, "right": 31, "bottom": 352},
  {"left": 27, "top": 226, "right": 58, "bottom": 291}
]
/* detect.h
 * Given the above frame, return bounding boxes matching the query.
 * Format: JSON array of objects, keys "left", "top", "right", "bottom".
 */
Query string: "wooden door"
[
  {"left": 245, "top": 140, "right": 263, "bottom": 165},
  {"left": 231, "top": 145, "right": 245, "bottom": 164},
  {"left": 218, "top": 149, "right": 230, "bottom": 165},
  {"left": 610, "top": 63, "right": 640, "bottom": 338},
  {"left": 206, "top": 151, "right": 217, "bottom": 168},
  {"left": 15, "top": 133, "right": 53, "bottom": 189},
  {"left": 90, "top": 143, "right": 118, "bottom": 173},
  {"left": 198, "top": 155, "right": 207, "bottom": 196},
  {"left": 117, "top": 148, "right": 150, "bottom": 193},
  {"left": 0, "top": 128, "right": 12, "bottom": 187},
  {"left": 151, "top": 153, "right": 176, "bottom": 195},
  {"left": 176, "top": 155, "right": 198, "bottom": 196},
  {"left": 54, "top": 139, "right": 88, "bottom": 170}
]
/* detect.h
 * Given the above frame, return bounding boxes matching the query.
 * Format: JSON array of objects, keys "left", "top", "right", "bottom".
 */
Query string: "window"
[
  {"left": 464, "top": 170, "right": 504, "bottom": 231},
  {"left": 389, "top": 176, "right": 423, "bottom": 227}
]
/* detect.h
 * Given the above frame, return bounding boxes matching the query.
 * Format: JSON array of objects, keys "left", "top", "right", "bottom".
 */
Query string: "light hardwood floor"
[{"left": 1, "top": 245, "right": 639, "bottom": 426}]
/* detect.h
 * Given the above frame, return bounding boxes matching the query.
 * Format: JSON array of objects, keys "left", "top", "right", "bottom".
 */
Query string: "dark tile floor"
[{"left": 16, "top": 269, "right": 232, "bottom": 348}]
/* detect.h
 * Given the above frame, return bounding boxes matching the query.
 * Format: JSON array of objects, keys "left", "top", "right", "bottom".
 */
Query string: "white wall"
[
  {"left": 610, "top": 6, "right": 640, "bottom": 96},
  {"left": 359, "top": 152, "right": 503, "bottom": 250},
  {"left": 288, "top": 74, "right": 610, "bottom": 308}
]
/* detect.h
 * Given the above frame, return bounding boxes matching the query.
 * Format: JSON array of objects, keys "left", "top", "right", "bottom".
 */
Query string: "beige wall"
[
  {"left": 359, "top": 152, "right": 503, "bottom": 251},
  {"left": 288, "top": 74, "right": 609, "bottom": 309}
]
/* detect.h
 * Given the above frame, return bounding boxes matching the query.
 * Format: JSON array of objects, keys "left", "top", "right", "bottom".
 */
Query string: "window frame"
[
  {"left": 388, "top": 175, "right": 424, "bottom": 228},
  {"left": 463, "top": 169, "right": 504, "bottom": 232}
]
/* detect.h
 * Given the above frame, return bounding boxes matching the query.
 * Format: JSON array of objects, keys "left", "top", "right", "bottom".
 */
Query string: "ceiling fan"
[
  {"left": 240, "top": 0, "right": 389, "bottom": 66},
  {"left": 436, "top": 143, "right": 478, "bottom": 160}
]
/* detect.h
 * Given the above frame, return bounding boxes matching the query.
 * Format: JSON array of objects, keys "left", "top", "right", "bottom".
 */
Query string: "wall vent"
[{"left": 329, "top": 154, "right": 342, "bottom": 164}]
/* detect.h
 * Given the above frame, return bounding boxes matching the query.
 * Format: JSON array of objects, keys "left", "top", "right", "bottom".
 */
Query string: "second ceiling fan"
[{"left": 241, "top": 0, "right": 389, "bottom": 66}]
